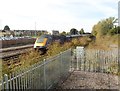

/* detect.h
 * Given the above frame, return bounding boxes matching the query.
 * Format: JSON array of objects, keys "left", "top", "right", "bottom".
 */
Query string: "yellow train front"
[{"left": 34, "top": 34, "right": 52, "bottom": 53}]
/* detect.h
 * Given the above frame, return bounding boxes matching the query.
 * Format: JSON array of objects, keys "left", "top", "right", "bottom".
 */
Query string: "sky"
[{"left": 0, "top": 0, "right": 118, "bottom": 33}]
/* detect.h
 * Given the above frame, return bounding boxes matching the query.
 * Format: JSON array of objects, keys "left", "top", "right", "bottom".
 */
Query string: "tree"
[
  {"left": 118, "top": 26, "right": 120, "bottom": 34},
  {"left": 92, "top": 17, "right": 116, "bottom": 36},
  {"left": 92, "top": 24, "right": 97, "bottom": 36},
  {"left": 4, "top": 25, "right": 10, "bottom": 31},
  {"left": 79, "top": 28, "right": 85, "bottom": 34},
  {"left": 70, "top": 28, "right": 78, "bottom": 35},
  {"left": 108, "top": 26, "right": 120, "bottom": 35},
  {"left": 60, "top": 31, "right": 67, "bottom": 35}
]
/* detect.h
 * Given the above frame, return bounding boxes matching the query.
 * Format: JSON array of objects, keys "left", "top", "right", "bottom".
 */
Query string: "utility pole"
[
  {"left": 35, "top": 22, "right": 36, "bottom": 30},
  {"left": 118, "top": 1, "right": 120, "bottom": 26},
  {"left": 35, "top": 22, "right": 37, "bottom": 37}
]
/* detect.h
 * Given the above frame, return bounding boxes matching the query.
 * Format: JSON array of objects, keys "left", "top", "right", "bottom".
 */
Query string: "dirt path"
[{"left": 56, "top": 71, "right": 120, "bottom": 90}]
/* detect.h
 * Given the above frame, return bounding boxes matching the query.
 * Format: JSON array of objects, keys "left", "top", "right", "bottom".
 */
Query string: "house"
[{"left": 0, "top": 29, "right": 12, "bottom": 37}]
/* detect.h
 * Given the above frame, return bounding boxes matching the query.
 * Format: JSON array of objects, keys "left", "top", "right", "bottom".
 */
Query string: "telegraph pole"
[
  {"left": 118, "top": 1, "right": 120, "bottom": 26},
  {"left": 35, "top": 22, "right": 37, "bottom": 37},
  {"left": 35, "top": 22, "right": 36, "bottom": 30}
]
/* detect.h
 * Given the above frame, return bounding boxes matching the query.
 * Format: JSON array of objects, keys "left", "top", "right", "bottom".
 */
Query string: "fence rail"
[
  {"left": 0, "top": 48, "right": 72, "bottom": 90},
  {"left": 72, "top": 47, "right": 119, "bottom": 74},
  {"left": 0, "top": 47, "right": 119, "bottom": 90}
]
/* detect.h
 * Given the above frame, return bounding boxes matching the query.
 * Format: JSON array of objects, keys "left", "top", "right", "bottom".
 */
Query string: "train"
[
  {"left": 34, "top": 34, "right": 52, "bottom": 52},
  {"left": 34, "top": 34, "right": 91, "bottom": 53},
  {"left": 34, "top": 34, "right": 66, "bottom": 52}
]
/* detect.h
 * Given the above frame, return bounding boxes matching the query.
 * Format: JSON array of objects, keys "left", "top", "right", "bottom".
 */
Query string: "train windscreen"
[{"left": 36, "top": 38, "right": 44, "bottom": 43}]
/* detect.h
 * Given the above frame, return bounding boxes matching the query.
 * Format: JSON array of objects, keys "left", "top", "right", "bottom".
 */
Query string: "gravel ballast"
[{"left": 56, "top": 71, "right": 120, "bottom": 90}]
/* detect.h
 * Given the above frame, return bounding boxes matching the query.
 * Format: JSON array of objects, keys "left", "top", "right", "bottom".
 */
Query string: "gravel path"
[{"left": 56, "top": 71, "right": 120, "bottom": 90}]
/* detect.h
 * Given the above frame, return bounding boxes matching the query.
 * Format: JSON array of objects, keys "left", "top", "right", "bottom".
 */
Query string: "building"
[{"left": 0, "top": 29, "right": 12, "bottom": 37}]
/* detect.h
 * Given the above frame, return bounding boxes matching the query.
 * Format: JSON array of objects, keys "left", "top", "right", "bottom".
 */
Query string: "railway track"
[{"left": 0, "top": 44, "right": 34, "bottom": 61}]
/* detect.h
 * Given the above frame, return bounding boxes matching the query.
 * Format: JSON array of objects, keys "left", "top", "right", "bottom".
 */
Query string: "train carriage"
[{"left": 34, "top": 34, "right": 52, "bottom": 52}]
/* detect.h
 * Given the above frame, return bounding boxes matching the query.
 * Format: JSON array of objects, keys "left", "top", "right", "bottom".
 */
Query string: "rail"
[
  {"left": 72, "top": 47, "right": 119, "bottom": 74},
  {"left": 0, "top": 47, "right": 119, "bottom": 90},
  {"left": 0, "top": 44, "right": 33, "bottom": 60},
  {"left": 0, "top": 44, "right": 33, "bottom": 53},
  {"left": 0, "top": 48, "right": 72, "bottom": 90}
]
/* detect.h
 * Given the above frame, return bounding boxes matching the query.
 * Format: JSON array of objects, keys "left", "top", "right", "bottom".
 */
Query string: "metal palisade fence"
[
  {"left": 0, "top": 48, "right": 72, "bottom": 90},
  {"left": 73, "top": 46, "right": 119, "bottom": 74},
  {"left": 0, "top": 47, "right": 119, "bottom": 90}
]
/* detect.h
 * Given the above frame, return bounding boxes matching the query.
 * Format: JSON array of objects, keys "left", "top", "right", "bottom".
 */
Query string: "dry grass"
[
  {"left": 2, "top": 49, "right": 44, "bottom": 74},
  {"left": 2, "top": 35, "right": 119, "bottom": 75},
  {"left": 2, "top": 36, "right": 91, "bottom": 74},
  {"left": 0, "top": 59, "right": 2, "bottom": 79},
  {"left": 2, "top": 41, "right": 73, "bottom": 74},
  {"left": 70, "top": 36, "right": 92, "bottom": 48},
  {"left": 87, "top": 34, "right": 119, "bottom": 50}
]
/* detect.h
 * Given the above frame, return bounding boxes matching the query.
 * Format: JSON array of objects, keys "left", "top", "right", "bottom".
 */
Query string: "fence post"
[
  {"left": 76, "top": 47, "right": 79, "bottom": 70},
  {"left": 4, "top": 74, "right": 9, "bottom": 90},
  {"left": 76, "top": 46, "right": 84, "bottom": 71},
  {"left": 118, "top": 49, "right": 120, "bottom": 90},
  {"left": 60, "top": 52, "right": 62, "bottom": 79},
  {"left": 70, "top": 49, "right": 73, "bottom": 72},
  {"left": 43, "top": 59, "right": 46, "bottom": 89},
  {"left": 97, "top": 50, "right": 100, "bottom": 72},
  {"left": 83, "top": 49, "right": 85, "bottom": 71},
  {"left": 76, "top": 55, "right": 79, "bottom": 70}
]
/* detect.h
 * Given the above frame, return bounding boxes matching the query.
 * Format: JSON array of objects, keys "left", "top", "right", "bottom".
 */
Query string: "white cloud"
[{"left": 0, "top": 0, "right": 118, "bottom": 32}]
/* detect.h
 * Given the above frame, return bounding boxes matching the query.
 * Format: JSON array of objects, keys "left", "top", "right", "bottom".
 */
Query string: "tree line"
[
  {"left": 60, "top": 28, "right": 86, "bottom": 35},
  {"left": 3, "top": 17, "right": 119, "bottom": 37},
  {"left": 91, "top": 17, "right": 120, "bottom": 37}
]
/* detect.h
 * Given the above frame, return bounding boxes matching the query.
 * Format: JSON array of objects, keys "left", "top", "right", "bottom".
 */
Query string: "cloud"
[{"left": 0, "top": 0, "right": 118, "bottom": 32}]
